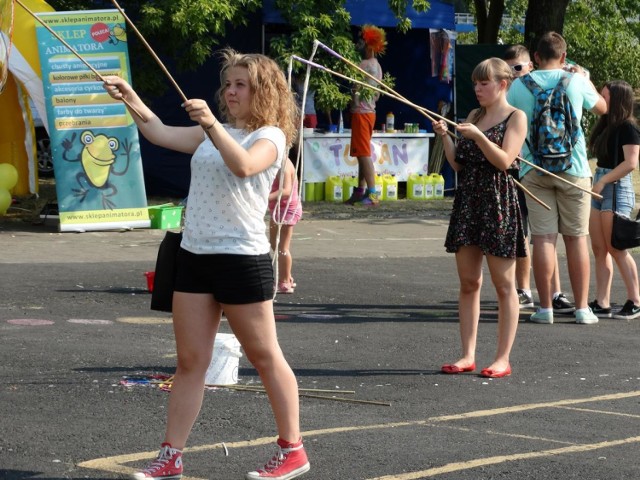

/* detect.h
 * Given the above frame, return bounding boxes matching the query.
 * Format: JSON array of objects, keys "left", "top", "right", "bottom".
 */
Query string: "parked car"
[{"left": 30, "top": 100, "right": 54, "bottom": 177}]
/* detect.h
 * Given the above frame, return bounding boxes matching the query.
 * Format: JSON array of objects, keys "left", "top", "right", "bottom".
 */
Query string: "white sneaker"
[
  {"left": 529, "top": 310, "right": 553, "bottom": 324},
  {"left": 517, "top": 289, "right": 534, "bottom": 309},
  {"left": 575, "top": 308, "right": 599, "bottom": 325}
]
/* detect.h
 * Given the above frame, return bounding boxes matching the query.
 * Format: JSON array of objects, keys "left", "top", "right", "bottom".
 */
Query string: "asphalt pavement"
[{"left": 1, "top": 205, "right": 639, "bottom": 480}]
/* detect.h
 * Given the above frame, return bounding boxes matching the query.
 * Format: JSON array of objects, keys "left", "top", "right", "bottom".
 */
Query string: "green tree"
[
  {"left": 269, "top": 0, "right": 426, "bottom": 123},
  {"left": 458, "top": 0, "right": 640, "bottom": 90},
  {"left": 564, "top": 0, "right": 640, "bottom": 89},
  {"left": 457, "top": 0, "right": 527, "bottom": 45},
  {"left": 48, "top": 0, "right": 428, "bottom": 111},
  {"left": 47, "top": 0, "right": 261, "bottom": 98},
  {"left": 521, "top": 0, "right": 571, "bottom": 52}
]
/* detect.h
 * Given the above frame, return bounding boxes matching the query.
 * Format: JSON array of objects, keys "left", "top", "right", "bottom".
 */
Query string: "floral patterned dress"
[{"left": 445, "top": 114, "right": 526, "bottom": 258}]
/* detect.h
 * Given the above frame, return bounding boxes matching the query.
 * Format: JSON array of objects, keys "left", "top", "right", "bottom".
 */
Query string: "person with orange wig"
[{"left": 345, "top": 24, "right": 386, "bottom": 206}]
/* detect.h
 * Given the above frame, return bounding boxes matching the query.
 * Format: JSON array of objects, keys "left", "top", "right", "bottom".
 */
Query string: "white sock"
[
  {"left": 537, "top": 307, "right": 552, "bottom": 314},
  {"left": 553, "top": 292, "right": 562, "bottom": 299}
]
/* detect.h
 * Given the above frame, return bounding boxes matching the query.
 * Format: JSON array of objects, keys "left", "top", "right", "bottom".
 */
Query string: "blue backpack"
[{"left": 521, "top": 73, "right": 580, "bottom": 172}]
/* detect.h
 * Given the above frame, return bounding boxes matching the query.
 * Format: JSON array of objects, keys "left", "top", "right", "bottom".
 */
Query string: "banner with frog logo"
[{"left": 36, "top": 9, "right": 149, "bottom": 231}]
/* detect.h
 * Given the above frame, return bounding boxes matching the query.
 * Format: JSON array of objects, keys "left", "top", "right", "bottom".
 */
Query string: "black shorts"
[{"left": 174, "top": 248, "right": 274, "bottom": 304}]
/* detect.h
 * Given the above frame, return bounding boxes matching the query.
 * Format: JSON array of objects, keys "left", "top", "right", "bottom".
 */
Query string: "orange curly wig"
[{"left": 361, "top": 24, "right": 387, "bottom": 55}]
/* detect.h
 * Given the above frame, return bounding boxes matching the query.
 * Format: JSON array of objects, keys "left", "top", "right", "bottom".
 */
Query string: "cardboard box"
[{"left": 148, "top": 204, "right": 183, "bottom": 229}]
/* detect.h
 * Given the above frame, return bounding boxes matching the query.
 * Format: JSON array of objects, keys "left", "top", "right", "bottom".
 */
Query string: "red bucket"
[{"left": 144, "top": 271, "right": 155, "bottom": 292}]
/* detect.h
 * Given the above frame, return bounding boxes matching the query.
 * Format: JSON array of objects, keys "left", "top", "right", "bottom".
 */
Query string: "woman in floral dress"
[{"left": 432, "top": 57, "right": 527, "bottom": 378}]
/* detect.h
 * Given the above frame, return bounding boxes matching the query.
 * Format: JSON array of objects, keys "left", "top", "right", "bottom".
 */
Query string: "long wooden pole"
[{"left": 314, "top": 41, "right": 449, "bottom": 129}]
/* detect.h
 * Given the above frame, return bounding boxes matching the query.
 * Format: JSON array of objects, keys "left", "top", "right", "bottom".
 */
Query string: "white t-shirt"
[{"left": 181, "top": 125, "right": 286, "bottom": 255}]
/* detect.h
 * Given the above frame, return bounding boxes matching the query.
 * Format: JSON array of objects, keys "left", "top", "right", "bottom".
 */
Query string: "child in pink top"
[{"left": 269, "top": 157, "right": 302, "bottom": 293}]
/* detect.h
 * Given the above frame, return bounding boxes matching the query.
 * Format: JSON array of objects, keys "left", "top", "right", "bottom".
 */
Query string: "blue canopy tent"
[{"left": 262, "top": 0, "right": 454, "bottom": 29}]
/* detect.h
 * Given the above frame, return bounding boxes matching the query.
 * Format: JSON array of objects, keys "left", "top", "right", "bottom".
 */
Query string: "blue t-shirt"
[{"left": 507, "top": 69, "right": 601, "bottom": 178}]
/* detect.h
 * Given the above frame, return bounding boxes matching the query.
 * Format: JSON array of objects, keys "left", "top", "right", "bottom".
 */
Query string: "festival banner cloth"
[
  {"left": 302, "top": 133, "right": 433, "bottom": 183},
  {"left": 36, "top": 9, "right": 149, "bottom": 232}
]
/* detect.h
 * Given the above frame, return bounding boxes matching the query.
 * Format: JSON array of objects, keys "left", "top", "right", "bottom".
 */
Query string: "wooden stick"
[
  {"left": 150, "top": 380, "right": 358, "bottom": 395},
  {"left": 15, "top": 0, "right": 146, "bottom": 122},
  {"left": 107, "top": 0, "right": 218, "bottom": 147},
  {"left": 292, "top": 56, "right": 408, "bottom": 111},
  {"left": 300, "top": 393, "right": 391, "bottom": 406},
  {"left": 513, "top": 178, "right": 550, "bottom": 210},
  {"left": 316, "top": 42, "right": 429, "bottom": 116},
  {"left": 206, "top": 384, "right": 356, "bottom": 394}
]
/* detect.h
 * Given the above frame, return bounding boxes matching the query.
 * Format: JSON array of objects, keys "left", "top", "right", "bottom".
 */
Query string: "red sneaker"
[
  {"left": 245, "top": 438, "right": 310, "bottom": 480},
  {"left": 131, "top": 443, "right": 183, "bottom": 480}
]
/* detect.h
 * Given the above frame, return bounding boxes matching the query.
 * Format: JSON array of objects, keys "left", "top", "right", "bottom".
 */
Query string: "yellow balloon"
[
  {"left": 0, "top": 188, "right": 12, "bottom": 214},
  {"left": 0, "top": 163, "right": 19, "bottom": 190}
]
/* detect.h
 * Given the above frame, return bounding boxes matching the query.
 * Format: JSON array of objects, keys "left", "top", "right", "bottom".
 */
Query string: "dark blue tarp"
[{"left": 262, "top": 0, "right": 455, "bottom": 30}]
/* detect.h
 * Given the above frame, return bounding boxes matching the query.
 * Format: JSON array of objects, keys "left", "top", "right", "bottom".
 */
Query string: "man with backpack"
[{"left": 507, "top": 31, "right": 606, "bottom": 325}]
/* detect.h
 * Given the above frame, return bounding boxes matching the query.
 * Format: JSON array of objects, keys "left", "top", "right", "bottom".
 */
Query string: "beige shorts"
[{"left": 521, "top": 169, "right": 592, "bottom": 237}]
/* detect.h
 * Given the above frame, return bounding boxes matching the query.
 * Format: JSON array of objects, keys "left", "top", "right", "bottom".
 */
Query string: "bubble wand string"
[{"left": 291, "top": 55, "right": 437, "bottom": 124}]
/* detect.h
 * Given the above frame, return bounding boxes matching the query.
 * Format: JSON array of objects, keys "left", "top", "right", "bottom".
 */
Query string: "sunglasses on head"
[{"left": 510, "top": 63, "right": 529, "bottom": 72}]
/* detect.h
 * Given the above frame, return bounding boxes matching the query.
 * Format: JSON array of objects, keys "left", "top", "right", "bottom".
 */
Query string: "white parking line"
[{"left": 78, "top": 390, "right": 640, "bottom": 479}]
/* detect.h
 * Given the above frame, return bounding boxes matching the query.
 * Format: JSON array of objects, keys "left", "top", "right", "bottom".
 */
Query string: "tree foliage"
[
  {"left": 458, "top": 0, "right": 640, "bottom": 90},
  {"left": 269, "top": 0, "right": 425, "bottom": 119},
  {"left": 563, "top": 0, "right": 640, "bottom": 89},
  {"left": 47, "top": 0, "right": 261, "bottom": 97},
  {"left": 47, "top": 0, "right": 428, "bottom": 112}
]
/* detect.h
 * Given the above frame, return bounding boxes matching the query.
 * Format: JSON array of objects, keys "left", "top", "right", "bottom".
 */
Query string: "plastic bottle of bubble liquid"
[
  {"left": 382, "top": 173, "right": 398, "bottom": 201},
  {"left": 324, "top": 176, "right": 343, "bottom": 202},
  {"left": 407, "top": 173, "right": 425, "bottom": 200},
  {"left": 424, "top": 174, "right": 435, "bottom": 199},
  {"left": 374, "top": 174, "right": 384, "bottom": 198},
  {"left": 304, "top": 182, "right": 316, "bottom": 202},
  {"left": 342, "top": 175, "right": 358, "bottom": 201},
  {"left": 432, "top": 173, "right": 445, "bottom": 199}
]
